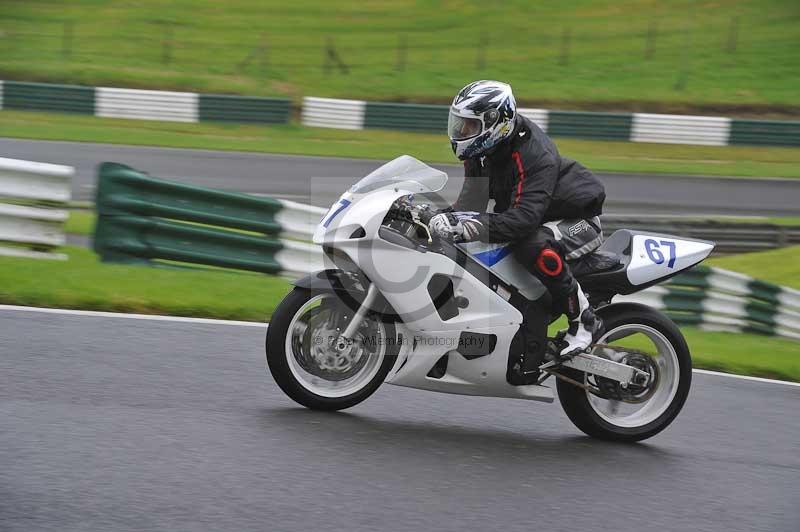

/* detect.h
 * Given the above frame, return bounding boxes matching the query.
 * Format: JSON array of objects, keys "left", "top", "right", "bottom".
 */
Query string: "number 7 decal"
[
  {"left": 660, "top": 240, "right": 676, "bottom": 268},
  {"left": 322, "top": 199, "right": 351, "bottom": 228}
]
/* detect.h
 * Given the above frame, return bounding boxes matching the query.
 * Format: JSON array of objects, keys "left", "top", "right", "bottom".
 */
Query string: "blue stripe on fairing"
[{"left": 473, "top": 245, "right": 513, "bottom": 267}]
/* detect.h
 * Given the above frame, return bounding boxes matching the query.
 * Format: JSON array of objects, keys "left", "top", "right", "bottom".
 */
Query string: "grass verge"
[
  {"left": 3, "top": 110, "right": 800, "bottom": 178},
  {"left": 708, "top": 245, "right": 800, "bottom": 290},
  {"left": 0, "top": 246, "right": 291, "bottom": 321},
  {"left": 65, "top": 210, "right": 95, "bottom": 236},
  {"left": 682, "top": 328, "right": 799, "bottom": 382},
  {"left": 0, "top": 245, "right": 797, "bottom": 381}
]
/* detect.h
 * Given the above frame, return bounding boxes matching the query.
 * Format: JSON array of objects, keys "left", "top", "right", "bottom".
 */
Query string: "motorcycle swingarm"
[{"left": 545, "top": 352, "right": 648, "bottom": 385}]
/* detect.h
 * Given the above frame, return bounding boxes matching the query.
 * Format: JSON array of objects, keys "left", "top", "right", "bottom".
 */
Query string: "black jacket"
[{"left": 453, "top": 115, "right": 605, "bottom": 243}]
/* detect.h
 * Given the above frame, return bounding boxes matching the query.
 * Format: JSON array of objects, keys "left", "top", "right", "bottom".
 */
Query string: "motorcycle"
[{"left": 266, "top": 156, "right": 714, "bottom": 442}]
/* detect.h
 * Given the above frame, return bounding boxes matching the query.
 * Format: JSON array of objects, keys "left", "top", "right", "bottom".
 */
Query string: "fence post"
[
  {"left": 476, "top": 31, "right": 488, "bottom": 70},
  {"left": 674, "top": 22, "right": 693, "bottom": 91},
  {"left": 62, "top": 21, "right": 73, "bottom": 60},
  {"left": 726, "top": 16, "right": 739, "bottom": 53},
  {"left": 259, "top": 33, "right": 269, "bottom": 77},
  {"left": 238, "top": 33, "right": 269, "bottom": 77},
  {"left": 645, "top": 20, "right": 657, "bottom": 60},
  {"left": 323, "top": 37, "right": 349, "bottom": 75},
  {"left": 559, "top": 28, "right": 571, "bottom": 66},
  {"left": 396, "top": 34, "right": 407, "bottom": 72},
  {"left": 161, "top": 22, "right": 173, "bottom": 65}
]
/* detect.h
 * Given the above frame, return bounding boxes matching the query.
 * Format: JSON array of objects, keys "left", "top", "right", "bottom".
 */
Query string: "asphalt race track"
[
  {"left": 2, "top": 137, "right": 799, "bottom": 217},
  {"left": 1, "top": 306, "right": 798, "bottom": 532}
]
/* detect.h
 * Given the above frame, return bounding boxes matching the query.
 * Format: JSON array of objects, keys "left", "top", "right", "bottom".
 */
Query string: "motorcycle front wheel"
[
  {"left": 557, "top": 304, "right": 692, "bottom": 442},
  {"left": 266, "top": 288, "right": 397, "bottom": 411}
]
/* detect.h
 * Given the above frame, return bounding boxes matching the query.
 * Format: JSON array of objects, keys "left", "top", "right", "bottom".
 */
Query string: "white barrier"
[
  {"left": 631, "top": 114, "right": 731, "bottom": 146},
  {"left": 616, "top": 267, "right": 800, "bottom": 341},
  {"left": 275, "top": 239, "right": 324, "bottom": 279},
  {"left": 517, "top": 108, "right": 549, "bottom": 132},
  {"left": 276, "top": 199, "right": 327, "bottom": 240},
  {"left": 301, "top": 96, "right": 365, "bottom": 130},
  {"left": 0, "top": 157, "right": 73, "bottom": 260},
  {"left": 96, "top": 87, "right": 199, "bottom": 123}
]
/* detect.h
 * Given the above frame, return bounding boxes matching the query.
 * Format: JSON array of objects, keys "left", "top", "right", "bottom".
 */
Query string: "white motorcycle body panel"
[
  {"left": 313, "top": 157, "right": 554, "bottom": 402},
  {"left": 626, "top": 234, "right": 714, "bottom": 286},
  {"left": 310, "top": 156, "right": 712, "bottom": 404},
  {"left": 458, "top": 241, "right": 547, "bottom": 301}
]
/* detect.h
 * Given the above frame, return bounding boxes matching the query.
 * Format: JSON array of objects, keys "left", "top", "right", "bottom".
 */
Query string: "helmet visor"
[{"left": 448, "top": 112, "right": 483, "bottom": 141}]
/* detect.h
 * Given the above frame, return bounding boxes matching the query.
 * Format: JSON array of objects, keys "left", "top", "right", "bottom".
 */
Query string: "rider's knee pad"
[{"left": 535, "top": 247, "right": 564, "bottom": 277}]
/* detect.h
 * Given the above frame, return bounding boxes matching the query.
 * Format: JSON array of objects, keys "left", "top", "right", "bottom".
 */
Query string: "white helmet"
[{"left": 448, "top": 80, "right": 517, "bottom": 160}]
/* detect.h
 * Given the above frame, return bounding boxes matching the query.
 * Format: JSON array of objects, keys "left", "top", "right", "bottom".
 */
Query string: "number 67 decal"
[{"left": 644, "top": 239, "right": 677, "bottom": 268}]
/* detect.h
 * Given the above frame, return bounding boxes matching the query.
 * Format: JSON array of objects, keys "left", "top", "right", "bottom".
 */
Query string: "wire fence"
[{"left": 0, "top": 17, "right": 751, "bottom": 78}]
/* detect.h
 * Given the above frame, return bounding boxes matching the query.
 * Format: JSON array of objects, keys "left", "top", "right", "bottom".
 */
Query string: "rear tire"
[
  {"left": 557, "top": 303, "right": 692, "bottom": 442},
  {"left": 266, "top": 288, "right": 397, "bottom": 411}
]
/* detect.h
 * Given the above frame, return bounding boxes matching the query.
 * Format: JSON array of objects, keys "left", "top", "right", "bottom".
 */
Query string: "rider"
[{"left": 428, "top": 80, "right": 606, "bottom": 362}]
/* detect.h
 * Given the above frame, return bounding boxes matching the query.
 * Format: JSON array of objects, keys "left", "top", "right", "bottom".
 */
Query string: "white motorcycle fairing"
[
  {"left": 310, "top": 155, "right": 713, "bottom": 403},
  {"left": 313, "top": 157, "right": 554, "bottom": 402}
]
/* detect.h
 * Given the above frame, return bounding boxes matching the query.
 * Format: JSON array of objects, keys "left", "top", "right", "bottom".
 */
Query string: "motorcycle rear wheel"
[{"left": 557, "top": 304, "right": 692, "bottom": 442}]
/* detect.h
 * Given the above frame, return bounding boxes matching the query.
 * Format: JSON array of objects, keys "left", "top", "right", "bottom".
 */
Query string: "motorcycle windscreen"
[{"left": 350, "top": 155, "right": 448, "bottom": 194}]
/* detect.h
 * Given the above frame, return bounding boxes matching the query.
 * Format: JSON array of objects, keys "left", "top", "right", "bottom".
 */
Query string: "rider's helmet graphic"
[{"left": 448, "top": 80, "right": 517, "bottom": 160}]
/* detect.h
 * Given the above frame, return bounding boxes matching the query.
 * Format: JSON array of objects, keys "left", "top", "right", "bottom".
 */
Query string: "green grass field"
[
  {"left": 0, "top": 246, "right": 291, "bottom": 321},
  {"left": 1, "top": 0, "right": 798, "bottom": 113},
  {"left": 709, "top": 245, "right": 800, "bottom": 289},
  {"left": 64, "top": 210, "right": 94, "bottom": 236},
  {"left": 4, "top": 110, "right": 800, "bottom": 178}
]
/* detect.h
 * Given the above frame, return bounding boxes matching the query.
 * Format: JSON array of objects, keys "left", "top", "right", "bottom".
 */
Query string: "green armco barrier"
[
  {"left": 95, "top": 162, "right": 283, "bottom": 234},
  {"left": 622, "top": 264, "right": 800, "bottom": 340},
  {"left": 93, "top": 215, "right": 283, "bottom": 273},
  {"left": 729, "top": 119, "right": 800, "bottom": 147},
  {"left": 666, "top": 312, "right": 776, "bottom": 336},
  {"left": 198, "top": 94, "right": 291, "bottom": 124},
  {"left": 670, "top": 264, "right": 789, "bottom": 306},
  {"left": 3, "top": 81, "right": 95, "bottom": 114},
  {"left": 548, "top": 111, "right": 633, "bottom": 141},
  {"left": 668, "top": 266, "right": 712, "bottom": 289},
  {"left": 364, "top": 102, "right": 448, "bottom": 132}
]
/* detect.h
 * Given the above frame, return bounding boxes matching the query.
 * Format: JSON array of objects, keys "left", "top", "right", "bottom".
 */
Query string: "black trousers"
[
  {"left": 513, "top": 219, "right": 601, "bottom": 306},
  {"left": 512, "top": 218, "right": 602, "bottom": 354}
]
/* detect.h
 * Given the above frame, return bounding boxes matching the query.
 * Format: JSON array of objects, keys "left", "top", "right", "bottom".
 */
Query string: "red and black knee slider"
[{"left": 535, "top": 247, "right": 564, "bottom": 277}]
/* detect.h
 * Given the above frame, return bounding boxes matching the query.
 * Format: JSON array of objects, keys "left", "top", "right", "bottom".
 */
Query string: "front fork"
[{"left": 334, "top": 282, "right": 379, "bottom": 351}]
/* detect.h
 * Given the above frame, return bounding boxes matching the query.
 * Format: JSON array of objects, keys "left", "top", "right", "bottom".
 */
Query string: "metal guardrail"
[
  {"left": 631, "top": 114, "right": 731, "bottom": 146},
  {"left": 298, "top": 95, "right": 800, "bottom": 147},
  {"left": 2, "top": 80, "right": 799, "bottom": 146},
  {"left": 301, "top": 96, "right": 366, "bottom": 130},
  {"left": 93, "top": 163, "right": 323, "bottom": 277},
  {"left": 619, "top": 266, "right": 800, "bottom": 341},
  {"left": 0, "top": 157, "right": 73, "bottom": 260},
  {"left": 96, "top": 87, "right": 198, "bottom": 122},
  {"left": 0, "top": 80, "right": 292, "bottom": 125}
]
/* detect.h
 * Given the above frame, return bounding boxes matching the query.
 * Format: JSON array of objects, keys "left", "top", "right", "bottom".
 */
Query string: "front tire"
[
  {"left": 557, "top": 303, "right": 692, "bottom": 442},
  {"left": 266, "top": 288, "right": 397, "bottom": 411}
]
